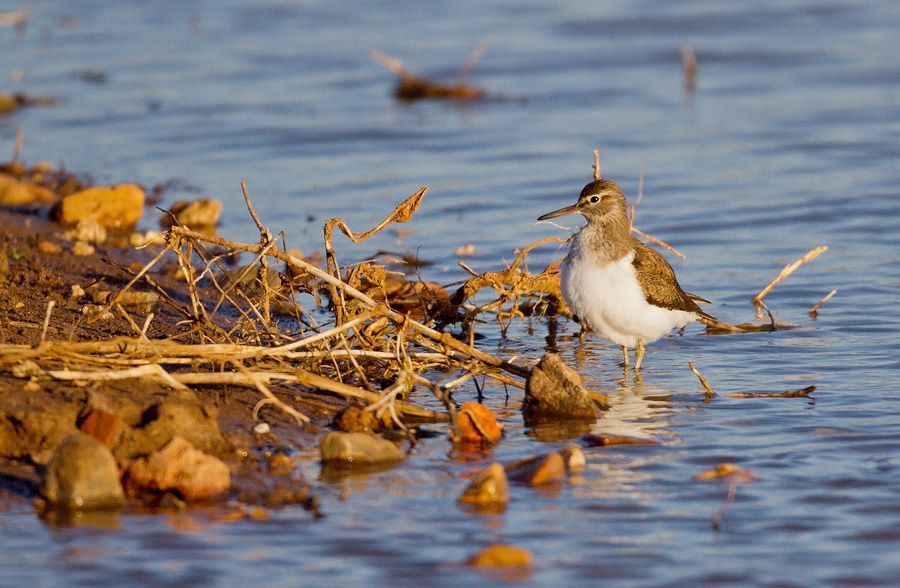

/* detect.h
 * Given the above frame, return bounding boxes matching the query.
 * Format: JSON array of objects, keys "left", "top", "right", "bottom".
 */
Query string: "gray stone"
[{"left": 41, "top": 432, "right": 125, "bottom": 509}]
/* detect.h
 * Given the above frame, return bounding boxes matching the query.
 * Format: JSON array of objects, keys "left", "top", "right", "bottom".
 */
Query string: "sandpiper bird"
[{"left": 538, "top": 178, "right": 713, "bottom": 371}]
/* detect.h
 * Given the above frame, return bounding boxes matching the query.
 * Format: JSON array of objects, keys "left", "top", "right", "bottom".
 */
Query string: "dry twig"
[
  {"left": 809, "top": 289, "right": 836, "bottom": 316},
  {"left": 753, "top": 245, "right": 828, "bottom": 316},
  {"left": 688, "top": 361, "right": 716, "bottom": 401},
  {"left": 725, "top": 385, "right": 816, "bottom": 399}
]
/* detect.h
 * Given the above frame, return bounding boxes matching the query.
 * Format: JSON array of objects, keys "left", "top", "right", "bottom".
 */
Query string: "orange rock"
[
  {"left": 53, "top": 183, "right": 144, "bottom": 228},
  {"left": 452, "top": 402, "right": 502, "bottom": 446},
  {"left": 0, "top": 172, "right": 57, "bottom": 206},
  {"left": 467, "top": 544, "right": 533, "bottom": 568},
  {"left": 333, "top": 405, "right": 381, "bottom": 434},
  {"left": 505, "top": 452, "right": 565, "bottom": 486},
  {"left": 458, "top": 462, "right": 508, "bottom": 506},
  {"left": 127, "top": 436, "right": 230, "bottom": 501},
  {"left": 79, "top": 410, "right": 124, "bottom": 448},
  {"left": 37, "top": 240, "right": 62, "bottom": 254}
]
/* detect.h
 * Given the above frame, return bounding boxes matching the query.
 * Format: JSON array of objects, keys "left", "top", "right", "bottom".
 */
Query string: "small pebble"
[{"left": 252, "top": 422, "right": 270, "bottom": 435}]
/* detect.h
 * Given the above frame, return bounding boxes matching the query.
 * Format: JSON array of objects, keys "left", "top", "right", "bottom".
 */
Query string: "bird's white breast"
[{"left": 560, "top": 235, "right": 697, "bottom": 348}]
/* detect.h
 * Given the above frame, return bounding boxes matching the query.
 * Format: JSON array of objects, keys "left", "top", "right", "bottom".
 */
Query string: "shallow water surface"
[{"left": 2, "top": 0, "right": 900, "bottom": 585}]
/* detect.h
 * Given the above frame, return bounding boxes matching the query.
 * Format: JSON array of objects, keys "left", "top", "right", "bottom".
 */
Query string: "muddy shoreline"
[{"left": 0, "top": 203, "right": 347, "bottom": 516}]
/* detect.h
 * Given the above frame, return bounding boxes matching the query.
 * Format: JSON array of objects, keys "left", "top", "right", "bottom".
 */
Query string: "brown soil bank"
[{"left": 0, "top": 205, "right": 336, "bottom": 514}]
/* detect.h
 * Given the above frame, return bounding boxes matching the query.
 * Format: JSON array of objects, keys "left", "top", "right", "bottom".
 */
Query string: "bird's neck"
[{"left": 575, "top": 213, "right": 632, "bottom": 264}]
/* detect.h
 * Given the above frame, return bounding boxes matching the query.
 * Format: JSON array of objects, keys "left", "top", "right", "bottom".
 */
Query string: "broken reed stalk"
[
  {"left": 324, "top": 186, "right": 427, "bottom": 325},
  {"left": 622, "top": 170, "right": 685, "bottom": 260},
  {"left": 688, "top": 361, "right": 716, "bottom": 401},
  {"left": 809, "top": 289, "right": 836, "bottom": 316},
  {"left": 0, "top": 9, "right": 27, "bottom": 28},
  {"left": 593, "top": 149, "right": 601, "bottom": 180},
  {"left": 680, "top": 45, "right": 698, "bottom": 93},
  {"left": 166, "top": 224, "right": 528, "bottom": 378},
  {"left": 11, "top": 184, "right": 537, "bottom": 428},
  {"left": 631, "top": 226, "right": 687, "bottom": 260},
  {"left": 371, "top": 49, "right": 410, "bottom": 77},
  {"left": 753, "top": 245, "right": 828, "bottom": 313},
  {"left": 231, "top": 361, "right": 310, "bottom": 424},
  {"left": 712, "top": 482, "right": 737, "bottom": 531},
  {"left": 628, "top": 170, "right": 644, "bottom": 227},
  {"left": 45, "top": 364, "right": 188, "bottom": 390},
  {"left": 458, "top": 42, "right": 489, "bottom": 84},
  {"left": 37, "top": 300, "right": 55, "bottom": 345},
  {"left": 725, "top": 385, "right": 816, "bottom": 399},
  {"left": 13, "top": 125, "right": 23, "bottom": 163}
]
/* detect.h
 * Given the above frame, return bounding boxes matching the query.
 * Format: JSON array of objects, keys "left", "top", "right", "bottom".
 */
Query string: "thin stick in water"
[
  {"left": 680, "top": 45, "right": 698, "bottom": 93},
  {"left": 725, "top": 385, "right": 816, "bottom": 399},
  {"left": 809, "top": 289, "right": 837, "bottom": 316},
  {"left": 688, "top": 361, "right": 716, "bottom": 401},
  {"left": 753, "top": 245, "right": 828, "bottom": 305}
]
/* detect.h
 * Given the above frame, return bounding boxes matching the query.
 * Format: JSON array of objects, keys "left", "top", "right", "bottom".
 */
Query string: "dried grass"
[{"left": 0, "top": 185, "right": 532, "bottom": 427}]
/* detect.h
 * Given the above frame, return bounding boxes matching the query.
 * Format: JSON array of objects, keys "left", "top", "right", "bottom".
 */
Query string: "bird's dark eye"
[{"left": 590, "top": 196, "right": 600, "bottom": 203}]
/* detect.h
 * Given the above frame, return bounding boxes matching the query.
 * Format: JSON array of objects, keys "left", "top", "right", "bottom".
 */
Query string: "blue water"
[{"left": 2, "top": 0, "right": 900, "bottom": 585}]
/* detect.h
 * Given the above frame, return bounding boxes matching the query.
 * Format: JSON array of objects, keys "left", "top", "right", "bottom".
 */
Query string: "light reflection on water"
[{"left": 2, "top": 0, "right": 900, "bottom": 584}]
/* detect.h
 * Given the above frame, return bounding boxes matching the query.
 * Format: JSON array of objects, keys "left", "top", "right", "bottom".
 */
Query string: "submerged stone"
[
  {"left": 458, "top": 462, "right": 509, "bottom": 506},
  {"left": 505, "top": 452, "right": 566, "bottom": 486},
  {"left": 319, "top": 431, "right": 404, "bottom": 465}
]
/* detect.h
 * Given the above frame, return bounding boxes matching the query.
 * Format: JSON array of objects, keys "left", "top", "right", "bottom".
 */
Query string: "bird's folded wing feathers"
[{"left": 631, "top": 244, "right": 708, "bottom": 316}]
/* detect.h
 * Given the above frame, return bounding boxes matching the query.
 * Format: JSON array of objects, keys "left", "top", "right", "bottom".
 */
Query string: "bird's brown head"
[{"left": 538, "top": 179, "right": 628, "bottom": 223}]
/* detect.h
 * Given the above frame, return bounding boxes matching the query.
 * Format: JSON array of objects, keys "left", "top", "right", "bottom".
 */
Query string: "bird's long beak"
[{"left": 537, "top": 203, "right": 580, "bottom": 221}]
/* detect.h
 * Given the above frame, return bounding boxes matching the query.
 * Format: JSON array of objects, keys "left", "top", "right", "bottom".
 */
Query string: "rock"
[
  {"left": 40, "top": 432, "right": 125, "bottom": 509},
  {"left": 467, "top": 544, "right": 533, "bottom": 568},
  {"left": 458, "top": 462, "right": 508, "bottom": 506},
  {"left": 0, "top": 172, "right": 58, "bottom": 206},
  {"left": 127, "top": 436, "right": 230, "bottom": 501},
  {"left": 0, "top": 393, "right": 79, "bottom": 462},
  {"left": 52, "top": 183, "right": 145, "bottom": 228},
  {"left": 505, "top": 452, "right": 565, "bottom": 486},
  {"left": 581, "top": 434, "right": 656, "bottom": 447},
  {"left": 559, "top": 444, "right": 586, "bottom": 472},
  {"left": 451, "top": 402, "right": 503, "bottom": 447},
  {"left": 72, "top": 241, "right": 95, "bottom": 256},
  {"left": 333, "top": 405, "right": 382, "bottom": 434},
  {"left": 522, "top": 353, "right": 597, "bottom": 422},
  {"left": 114, "top": 401, "right": 223, "bottom": 461},
  {"left": 160, "top": 198, "right": 222, "bottom": 229},
  {"left": 319, "top": 431, "right": 404, "bottom": 465},
  {"left": 79, "top": 409, "right": 124, "bottom": 448},
  {"left": 38, "top": 240, "right": 62, "bottom": 254},
  {"left": 65, "top": 219, "right": 107, "bottom": 244}
]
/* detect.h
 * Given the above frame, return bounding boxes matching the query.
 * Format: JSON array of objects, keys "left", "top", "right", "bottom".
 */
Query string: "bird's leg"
[
  {"left": 622, "top": 345, "right": 629, "bottom": 368},
  {"left": 635, "top": 340, "right": 645, "bottom": 372}
]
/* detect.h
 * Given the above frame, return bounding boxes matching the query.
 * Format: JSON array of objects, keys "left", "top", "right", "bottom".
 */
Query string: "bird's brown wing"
[{"left": 630, "top": 241, "right": 712, "bottom": 319}]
